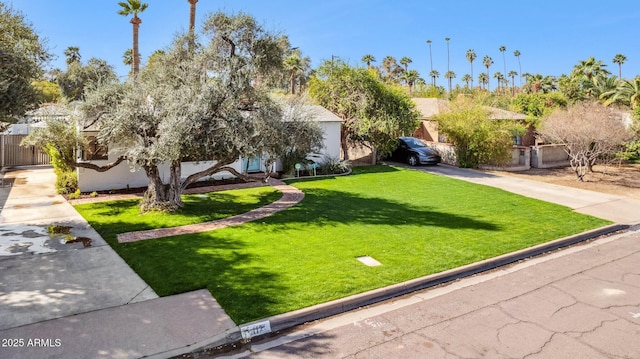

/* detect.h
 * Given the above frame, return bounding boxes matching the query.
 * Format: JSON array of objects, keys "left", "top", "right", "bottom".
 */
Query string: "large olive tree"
[{"left": 28, "top": 12, "right": 322, "bottom": 212}]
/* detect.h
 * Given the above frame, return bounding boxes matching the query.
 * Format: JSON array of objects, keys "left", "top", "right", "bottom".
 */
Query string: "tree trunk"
[
  {"left": 131, "top": 17, "right": 142, "bottom": 76},
  {"left": 340, "top": 127, "right": 350, "bottom": 161},
  {"left": 167, "top": 160, "right": 184, "bottom": 208},
  {"left": 140, "top": 164, "right": 173, "bottom": 212}
]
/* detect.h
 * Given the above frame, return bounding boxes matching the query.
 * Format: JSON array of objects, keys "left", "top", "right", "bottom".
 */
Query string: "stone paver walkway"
[{"left": 117, "top": 179, "right": 303, "bottom": 243}]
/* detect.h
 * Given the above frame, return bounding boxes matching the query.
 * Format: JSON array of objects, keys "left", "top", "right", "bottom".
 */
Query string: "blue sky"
[{"left": 11, "top": 0, "right": 640, "bottom": 87}]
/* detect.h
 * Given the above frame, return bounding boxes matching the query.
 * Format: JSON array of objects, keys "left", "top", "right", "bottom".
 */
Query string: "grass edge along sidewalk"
[{"left": 74, "top": 165, "right": 612, "bottom": 324}]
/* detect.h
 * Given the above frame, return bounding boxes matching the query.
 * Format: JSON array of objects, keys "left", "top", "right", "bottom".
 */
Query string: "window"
[{"left": 83, "top": 136, "right": 108, "bottom": 160}]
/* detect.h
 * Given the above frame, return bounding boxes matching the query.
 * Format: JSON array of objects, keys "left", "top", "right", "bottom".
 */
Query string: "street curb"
[{"left": 185, "top": 223, "right": 628, "bottom": 357}]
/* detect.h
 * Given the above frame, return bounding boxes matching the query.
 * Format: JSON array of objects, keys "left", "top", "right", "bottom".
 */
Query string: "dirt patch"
[{"left": 491, "top": 163, "right": 640, "bottom": 200}]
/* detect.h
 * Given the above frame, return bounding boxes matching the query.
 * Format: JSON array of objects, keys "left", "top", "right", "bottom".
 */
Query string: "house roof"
[
  {"left": 307, "top": 105, "right": 343, "bottom": 123},
  {"left": 21, "top": 103, "right": 70, "bottom": 124},
  {"left": 411, "top": 98, "right": 526, "bottom": 121}
]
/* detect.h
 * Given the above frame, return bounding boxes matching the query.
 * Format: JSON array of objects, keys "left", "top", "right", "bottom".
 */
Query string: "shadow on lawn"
[
  {"left": 267, "top": 188, "right": 500, "bottom": 232},
  {"left": 104, "top": 230, "right": 286, "bottom": 324}
]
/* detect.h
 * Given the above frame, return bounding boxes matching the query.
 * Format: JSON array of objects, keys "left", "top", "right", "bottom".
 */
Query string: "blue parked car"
[{"left": 390, "top": 137, "right": 442, "bottom": 166}]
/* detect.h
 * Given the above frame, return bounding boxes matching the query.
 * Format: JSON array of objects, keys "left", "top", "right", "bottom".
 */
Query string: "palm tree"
[
  {"left": 572, "top": 57, "right": 610, "bottom": 81},
  {"left": 508, "top": 70, "right": 518, "bottom": 95},
  {"left": 64, "top": 46, "right": 81, "bottom": 66},
  {"left": 188, "top": 0, "right": 198, "bottom": 33},
  {"left": 612, "top": 54, "right": 627, "bottom": 79},
  {"left": 118, "top": 0, "right": 149, "bottom": 76},
  {"left": 445, "top": 37, "right": 451, "bottom": 72},
  {"left": 361, "top": 54, "right": 376, "bottom": 69},
  {"left": 429, "top": 69, "right": 440, "bottom": 86},
  {"left": 123, "top": 48, "right": 133, "bottom": 70},
  {"left": 602, "top": 77, "right": 640, "bottom": 109},
  {"left": 499, "top": 45, "right": 506, "bottom": 78},
  {"left": 482, "top": 55, "right": 494, "bottom": 91},
  {"left": 400, "top": 56, "right": 412, "bottom": 71},
  {"left": 461, "top": 74, "right": 472, "bottom": 89},
  {"left": 466, "top": 49, "right": 476, "bottom": 89},
  {"left": 478, "top": 72, "right": 489, "bottom": 90},
  {"left": 493, "top": 71, "right": 504, "bottom": 93},
  {"left": 513, "top": 50, "right": 522, "bottom": 84},
  {"left": 402, "top": 69, "right": 420, "bottom": 93},
  {"left": 426, "top": 39, "right": 433, "bottom": 72},
  {"left": 445, "top": 70, "right": 456, "bottom": 94},
  {"left": 283, "top": 54, "right": 303, "bottom": 94}
]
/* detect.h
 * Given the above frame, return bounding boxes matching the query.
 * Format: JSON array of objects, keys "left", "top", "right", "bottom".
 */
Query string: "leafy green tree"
[
  {"left": 361, "top": 54, "right": 376, "bottom": 69},
  {"left": 466, "top": 49, "right": 476, "bottom": 88},
  {"left": 123, "top": 48, "right": 132, "bottom": 66},
  {"left": 118, "top": 0, "right": 149, "bottom": 76},
  {"left": 562, "top": 57, "right": 612, "bottom": 101},
  {"left": 482, "top": 55, "right": 494, "bottom": 91},
  {"left": 511, "top": 93, "right": 567, "bottom": 124},
  {"left": 522, "top": 73, "right": 557, "bottom": 94},
  {"left": 612, "top": 54, "right": 627, "bottom": 79},
  {"left": 32, "top": 80, "right": 61, "bottom": 103},
  {"left": 434, "top": 98, "right": 525, "bottom": 168},
  {"left": 0, "top": 2, "right": 51, "bottom": 124},
  {"left": 309, "top": 60, "right": 420, "bottom": 161},
  {"left": 56, "top": 56, "right": 117, "bottom": 101},
  {"left": 29, "top": 12, "right": 323, "bottom": 212}
]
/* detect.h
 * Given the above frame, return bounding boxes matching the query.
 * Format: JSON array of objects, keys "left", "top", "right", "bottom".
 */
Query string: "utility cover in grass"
[{"left": 357, "top": 255, "right": 382, "bottom": 266}]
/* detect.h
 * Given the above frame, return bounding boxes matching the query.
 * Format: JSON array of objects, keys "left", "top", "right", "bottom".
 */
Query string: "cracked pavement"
[{"left": 224, "top": 229, "right": 640, "bottom": 358}]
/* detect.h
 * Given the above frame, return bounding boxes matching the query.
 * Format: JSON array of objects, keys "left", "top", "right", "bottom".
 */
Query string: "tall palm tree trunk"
[
  {"left": 188, "top": 0, "right": 198, "bottom": 32},
  {"left": 131, "top": 16, "right": 142, "bottom": 76}
]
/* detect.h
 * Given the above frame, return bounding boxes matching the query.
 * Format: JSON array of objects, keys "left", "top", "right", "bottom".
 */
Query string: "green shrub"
[
  {"left": 89, "top": 191, "right": 98, "bottom": 197},
  {"left": 56, "top": 170, "right": 78, "bottom": 194},
  {"left": 280, "top": 149, "right": 308, "bottom": 175},
  {"left": 68, "top": 188, "right": 81, "bottom": 199},
  {"left": 318, "top": 155, "right": 350, "bottom": 175}
]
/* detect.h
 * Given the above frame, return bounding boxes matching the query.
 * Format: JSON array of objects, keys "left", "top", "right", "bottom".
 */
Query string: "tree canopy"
[
  {"left": 308, "top": 59, "right": 420, "bottom": 161},
  {"left": 0, "top": 2, "right": 51, "bottom": 123},
  {"left": 26, "top": 12, "right": 322, "bottom": 212}
]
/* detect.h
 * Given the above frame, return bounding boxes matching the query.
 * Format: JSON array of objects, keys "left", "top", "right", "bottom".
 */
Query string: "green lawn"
[{"left": 75, "top": 165, "right": 610, "bottom": 324}]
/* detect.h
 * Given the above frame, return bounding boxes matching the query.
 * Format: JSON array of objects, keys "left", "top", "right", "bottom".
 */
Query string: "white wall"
[
  {"left": 77, "top": 120, "right": 342, "bottom": 192},
  {"left": 77, "top": 159, "right": 243, "bottom": 192}
]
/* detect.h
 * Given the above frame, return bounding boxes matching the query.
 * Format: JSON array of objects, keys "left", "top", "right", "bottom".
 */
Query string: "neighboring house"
[
  {"left": 411, "top": 98, "right": 536, "bottom": 170},
  {"left": 411, "top": 98, "right": 534, "bottom": 146},
  {"left": 76, "top": 104, "right": 342, "bottom": 192},
  {"left": 3, "top": 103, "right": 69, "bottom": 135}
]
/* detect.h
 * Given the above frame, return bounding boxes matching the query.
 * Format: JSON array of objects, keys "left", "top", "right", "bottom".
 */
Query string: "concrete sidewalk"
[{"left": 0, "top": 167, "right": 239, "bottom": 359}]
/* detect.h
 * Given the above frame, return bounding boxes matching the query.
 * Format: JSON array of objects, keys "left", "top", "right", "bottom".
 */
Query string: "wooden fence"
[{"left": 0, "top": 134, "right": 50, "bottom": 167}]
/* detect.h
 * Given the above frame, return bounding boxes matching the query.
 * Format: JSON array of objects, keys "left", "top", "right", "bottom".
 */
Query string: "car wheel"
[{"left": 407, "top": 155, "right": 419, "bottom": 166}]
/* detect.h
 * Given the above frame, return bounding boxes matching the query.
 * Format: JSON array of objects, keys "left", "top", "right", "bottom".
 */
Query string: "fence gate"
[{"left": 1, "top": 134, "right": 51, "bottom": 167}]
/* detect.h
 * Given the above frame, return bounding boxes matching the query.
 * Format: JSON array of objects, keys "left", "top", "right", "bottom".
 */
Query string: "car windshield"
[{"left": 404, "top": 138, "right": 427, "bottom": 148}]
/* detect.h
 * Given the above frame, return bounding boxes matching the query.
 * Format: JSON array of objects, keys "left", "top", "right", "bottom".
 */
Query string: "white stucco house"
[{"left": 76, "top": 104, "right": 343, "bottom": 192}]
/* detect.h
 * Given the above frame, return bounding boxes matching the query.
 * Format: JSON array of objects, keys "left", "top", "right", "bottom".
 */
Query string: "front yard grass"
[{"left": 75, "top": 165, "right": 611, "bottom": 324}]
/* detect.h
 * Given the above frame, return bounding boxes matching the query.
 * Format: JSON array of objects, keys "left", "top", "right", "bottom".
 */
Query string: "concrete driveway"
[{"left": 0, "top": 166, "right": 157, "bottom": 330}]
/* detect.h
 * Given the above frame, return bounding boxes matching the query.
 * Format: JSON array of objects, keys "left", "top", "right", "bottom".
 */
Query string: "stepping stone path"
[{"left": 116, "top": 179, "right": 303, "bottom": 243}]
